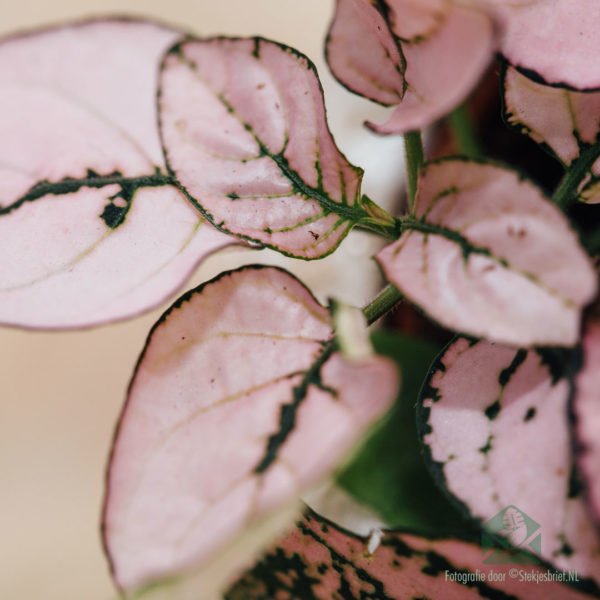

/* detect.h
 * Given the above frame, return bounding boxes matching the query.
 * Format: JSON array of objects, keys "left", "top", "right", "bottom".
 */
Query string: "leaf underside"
[
  {"left": 227, "top": 508, "right": 596, "bottom": 599},
  {"left": 419, "top": 337, "right": 600, "bottom": 585},
  {"left": 159, "top": 37, "right": 365, "bottom": 259},
  {"left": 503, "top": 66, "right": 600, "bottom": 204},
  {"left": 103, "top": 266, "right": 398, "bottom": 594},
  {"left": 376, "top": 159, "right": 597, "bottom": 346},
  {"left": 487, "top": 0, "right": 600, "bottom": 90},
  {"left": 325, "top": 0, "right": 493, "bottom": 133},
  {"left": 0, "top": 19, "right": 232, "bottom": 329}
]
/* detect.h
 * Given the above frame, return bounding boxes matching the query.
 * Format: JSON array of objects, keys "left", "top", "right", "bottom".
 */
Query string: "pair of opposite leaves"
[
  {"left": 0, "top": 13, "right": 598, "bottom": 600},
  {"left": 0, "top": 18, "right": 596, "bottom": 345}
]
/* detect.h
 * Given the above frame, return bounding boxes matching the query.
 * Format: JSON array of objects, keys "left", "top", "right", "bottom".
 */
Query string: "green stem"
[
  {"left": 362, "top": 284, "right": 403, "bottom": 326},
  {"left": 404, "top": 130, "right": 424, "bottom": 214},
  {"left": 448, "top": 103, "right": 483, "bottom": 159},
  {"left": 552, "top": 145, "right": 600, "bottom": 209}
]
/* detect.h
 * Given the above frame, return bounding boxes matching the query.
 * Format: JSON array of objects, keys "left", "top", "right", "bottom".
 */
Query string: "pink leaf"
[
  {"left": 503, "top": 66, "right": 600, "bottom": 204},
  {"left": 486, "top": 0, "right": 600, "bottom": 90},
  {"left": 419, "top": 338, "right": 600, "bottom": 584},
  {"left": 376, "top": 160, "right": 597, "bottom": 346},
  {"left": 158, "top": 37, "right": 366, "bottom": 258},
  {"left": 228, "top": 509, "right": 595, "bottom": 599},
  {"left": 325, "top": 0, "right": 493, "bottom": 133},
  {"left": 574, "top": 318, "right": 600, "bottom": 528},
  {"left": 102, "top": 266, "right": 398, "bottom": 594},
  {"left": 0, "top": 19, "right": 234, "bottom": 329}
]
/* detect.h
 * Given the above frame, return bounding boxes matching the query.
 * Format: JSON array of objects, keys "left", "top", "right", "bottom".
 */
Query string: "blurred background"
[{"left": 0, "top": 1, "right": 405, "bottom": 598}]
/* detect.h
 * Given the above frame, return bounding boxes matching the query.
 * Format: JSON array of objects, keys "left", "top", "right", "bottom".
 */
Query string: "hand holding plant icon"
[{"left": 498, "top": 507, "right": 528, "bottom": 549}]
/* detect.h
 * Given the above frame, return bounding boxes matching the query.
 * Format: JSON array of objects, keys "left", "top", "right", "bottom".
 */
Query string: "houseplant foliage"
[{"left": 1, "top": 1, "right": 600, "bottom": 598}]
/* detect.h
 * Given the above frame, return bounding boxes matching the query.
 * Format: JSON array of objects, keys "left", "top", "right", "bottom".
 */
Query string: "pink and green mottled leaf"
[
  {"left": 503, "top": 66, "right": 600, "bottom": 204},
  {"left": 102, "top": 266, "right": 398, "bottom": 595},
  {"left": 325, "top": 0, "right": 493, "bottom": 134},
  {"left": 419, "top": 338, "right": 600, "bottom": 584},
  {"left": 376, "top": 159, "right": 597, "bottom": 346},
  {"left": 574, "top": 318, "right": 600, "bottom": 528},
  {"left": 485, "top": 0, "right": 600, "bottom": 90},
  {"left": 227, "top": 509, "right": 595, "bottom": 599},
  {"left": 0, "top": 19, "right": 233, "bottom": 329},
  {"left": 158, "top": 37, "right": 370, "bottom": 259}
]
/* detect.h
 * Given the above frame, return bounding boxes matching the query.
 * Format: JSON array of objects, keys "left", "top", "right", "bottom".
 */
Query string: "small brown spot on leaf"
[
  {"left": 507, "top": 225, "right": 527, "bottom": 238},
  {"left": 256, "top": 83, "right": 265, "bottom": 90},
  {"left": 309, "top": 230, "right": 320, "bottom": 240}
]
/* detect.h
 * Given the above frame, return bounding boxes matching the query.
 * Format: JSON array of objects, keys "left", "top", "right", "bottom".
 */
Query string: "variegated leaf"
[
  {"left": 503, "top": 66, "right": 600, "bottom": 204},
  {"left": 325, "top": 0, "right": 493, "bottom": 133},
  {"left": 227, "top": 509, "right": 595, "bottom": 599},
  {"left": 158, "top": 37, "right": 369, "bottom": 259},
  {"left": 0, "top": 19, "right": 233, "bottom": 329},
  {"left": 419, "top": 337, "right": 600, "bottom": 585},
  {"left": 485, "top": 0, "right": 600, "bottom": 90},
  {"left": 102, "top": 266, "right": 398, "bottom": 595},
  {"left": 376, "top": 159, "right": 597, "bottom": 346},
  {"left": 574, "top": 318, "right": 600, "bottom": 528}
]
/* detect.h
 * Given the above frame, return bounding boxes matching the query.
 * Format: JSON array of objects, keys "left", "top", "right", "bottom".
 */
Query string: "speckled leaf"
[
  {"left": 574, "top": 318, "right": 600, "bottom": 528},
  {"left": 503, "top": 66, "right": 600, "bottom": 204},
  {"left": 376, "top": 159, "right": 597, "bottom": 346},
  {"left": 419, "top": 337, "right": 600, "bottom": 584},
  {"left": 0, "top": 19, "right": 233, "bottom": 329},
  {"left": 159, "top": 37, "right": 368, "bottom": 259},
  {"left": 227, "top": 509, "right": 595, "bottom": 599},
  {"left": 325, "top": 0, "right": 493, "bottom": 133},
  {"left": 103, "top": 266, "right": 398, "bottom": 595},
  {"left": 486, "top": 0, "right": 600, "bottom": 90}
]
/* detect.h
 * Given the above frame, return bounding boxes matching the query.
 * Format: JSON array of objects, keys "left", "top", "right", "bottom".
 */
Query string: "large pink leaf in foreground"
[
  {"left": 419, "top": 338, "right": 600, "bottom": 584},
  {"left": 227, "top": 509, "right": 594, "bottom": 599},
  {"left": 574, "top": 318, "right": 600, "bottom": 529},
  {"left": 486, "top": 0, "right": 600, "bottom": 90},
  {"left": 377, "top": 160, "right": 597, "bottom": 346},
  {"left": 103, "top": 266, "right": 398, "bottom": 595},
  {"left": 325, "top": 0, "right": 493, "bottom": 133},
  {"left": 503, "top": 66, "right": 600, "bottom": 204},
  {"left": 159, "top": 37, "right": 366, "bottom": 259},
  {"left": 0, "top": 19, "right": 232, "bottom": 329}
]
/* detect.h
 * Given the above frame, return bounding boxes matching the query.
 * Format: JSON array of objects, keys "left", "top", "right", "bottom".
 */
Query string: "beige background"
[{"left": 0, "top": 2, "right": 404, "bottom": 598}]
